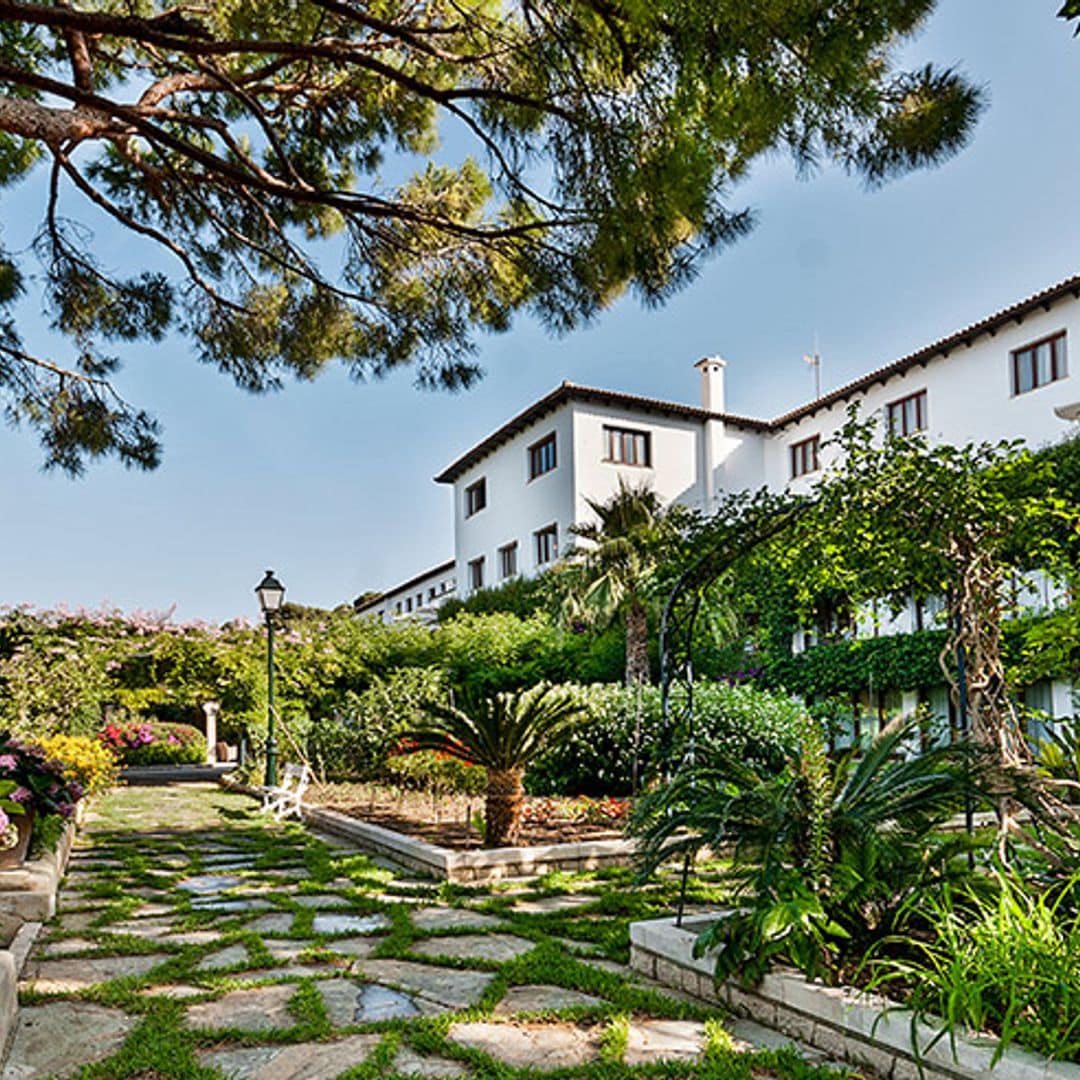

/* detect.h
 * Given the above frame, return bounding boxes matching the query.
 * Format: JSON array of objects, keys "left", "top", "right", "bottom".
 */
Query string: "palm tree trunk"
[
  {"left": 485, "top": 767, "right": 524, "bottom": 847},
  {"left": 625, "top": 598, "right": 650, "bottom": 686}
]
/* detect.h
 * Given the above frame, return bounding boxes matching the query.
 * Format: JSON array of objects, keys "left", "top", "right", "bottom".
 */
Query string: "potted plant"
[{"left": 0, "top": 738, "right": 84, "bottom": 868}]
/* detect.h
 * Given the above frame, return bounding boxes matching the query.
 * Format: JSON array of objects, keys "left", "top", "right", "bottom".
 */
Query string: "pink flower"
[
  {"left": 0, "top": 809, "right": 9, "bottom": 832},
  {"left": 10, "top": 788, "right": 31, "bottom": 804},
  {"left": 0, "top": 755, "right": 17, "bottom": 771}
]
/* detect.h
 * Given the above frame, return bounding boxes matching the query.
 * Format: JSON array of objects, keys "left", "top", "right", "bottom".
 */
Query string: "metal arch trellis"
[{"left": 658, "top": 496, "right": 812, "bottom": 925}]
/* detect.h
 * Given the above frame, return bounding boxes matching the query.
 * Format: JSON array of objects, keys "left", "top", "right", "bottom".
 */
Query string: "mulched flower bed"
[{"left": 310, "top": 782, "right": 629, "bottom": 850}]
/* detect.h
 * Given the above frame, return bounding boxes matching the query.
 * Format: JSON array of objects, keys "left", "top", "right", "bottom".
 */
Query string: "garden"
[{"left": 0, "top": 424, "right": 1079, "bottom": 1072}]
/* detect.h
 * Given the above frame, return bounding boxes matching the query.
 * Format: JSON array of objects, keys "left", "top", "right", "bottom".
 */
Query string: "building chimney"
[{"left": 695, "top": 356, "right": 727, "bottom": 414}]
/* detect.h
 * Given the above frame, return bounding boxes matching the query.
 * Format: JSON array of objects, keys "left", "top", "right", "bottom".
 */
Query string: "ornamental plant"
[
  {"left": 406, "top": 684, "right": 586, "bottom": 847},
  {"left": 99, "top": 720, "right": 206, "bottom": 766},
  {"left": 38, "top": 734, "right": 119, "bottom": 798},
  {"left": 0, "top": 737, "right": 84, "bottom": 825}
]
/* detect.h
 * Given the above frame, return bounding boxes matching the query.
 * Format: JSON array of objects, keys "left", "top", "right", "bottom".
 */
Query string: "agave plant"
[
  {"left": 407, "top": 684, "right": 585, "bottom": 847},
  {"left": 631, "top": 716, "right": 984, "bottom": 984}
]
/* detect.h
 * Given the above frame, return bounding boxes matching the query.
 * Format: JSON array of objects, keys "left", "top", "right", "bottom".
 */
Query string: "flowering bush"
[
  {"left": 0, "top": 738, "right": 84, "bottom": 827},
  {"left": 520, "top": 794, "right": 630, "bottom": 827},
  {"left": 38, "top": 734, "right": 119, "bottom": 797},
  {"left": 382, "top": 745, "right": 487, "bottom": 798},
  {"left": 99, "top": 720, "right": 206, "bottom": 766}
]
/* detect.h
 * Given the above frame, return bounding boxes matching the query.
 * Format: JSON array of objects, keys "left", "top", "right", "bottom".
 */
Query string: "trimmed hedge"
[{"left": 99, "top": 720, "right": 206, "bottom": 766}]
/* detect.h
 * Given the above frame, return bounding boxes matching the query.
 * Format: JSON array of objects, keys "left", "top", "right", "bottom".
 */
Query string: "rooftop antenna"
[{"left": 803, "top": 332, "right": 822, "bottom": 399}]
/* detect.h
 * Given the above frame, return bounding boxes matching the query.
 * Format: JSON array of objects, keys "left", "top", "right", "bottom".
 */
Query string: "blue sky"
[{"left": 2, "top": 1, "right": 1078, "bottom": 623}]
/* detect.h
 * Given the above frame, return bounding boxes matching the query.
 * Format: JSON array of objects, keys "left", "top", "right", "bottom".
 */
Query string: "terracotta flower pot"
[{"left": 0, "top": 810, "right": 34, "bottom": 869}]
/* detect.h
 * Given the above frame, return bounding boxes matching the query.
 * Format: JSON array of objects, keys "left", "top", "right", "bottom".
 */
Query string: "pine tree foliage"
[{"left": 0, "top": 0, "right": 982, "bottom": 470}]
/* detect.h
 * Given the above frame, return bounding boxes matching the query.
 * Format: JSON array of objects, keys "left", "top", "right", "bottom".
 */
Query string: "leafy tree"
[
  {"left": 562, "top": 479, "right": 684, "bottom": 684},
  {"left": 405, "top": 682, "right": 584, "bottom": 845},
  {"left": 781, "top": 419, "right": 1078, "bottom": 856},
  {"left": 0, "top": 1, "right": 981, "bottom": 471}
]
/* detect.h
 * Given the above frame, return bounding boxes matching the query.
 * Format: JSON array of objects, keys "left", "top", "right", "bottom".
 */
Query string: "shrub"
[
  {"left": 381, "top": 748, "right": 487, "bottom": 797},
  {"left": 869, "top": 872, "right": 1080, "bottom": 1063},
  {"left": 38, "top": 733, "right": 119, "bottom": 796},
  {"left": 307, "top": 667, "right": 445, "bottom": 779},
  {"left": 99, "top": 720, "right": 206, "bottom": 766},
  {"left": 529, "top": 681, "right": 806, "bottom": 796}
]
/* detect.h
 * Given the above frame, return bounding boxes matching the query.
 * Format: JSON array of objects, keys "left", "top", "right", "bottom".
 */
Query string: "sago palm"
[
  {"left": 631, "top": 716, "right": 982, "bottom": 983},
  {"left": 407, "top": 683, "right": 585, "bottom": 847},
  {"left": 564, "top": 479, "right": 677, "bottom": 686}
]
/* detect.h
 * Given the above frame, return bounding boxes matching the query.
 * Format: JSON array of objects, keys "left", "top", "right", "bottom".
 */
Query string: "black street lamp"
[{"left": 254, "top": 570, "right": 286, "bottom": 787}]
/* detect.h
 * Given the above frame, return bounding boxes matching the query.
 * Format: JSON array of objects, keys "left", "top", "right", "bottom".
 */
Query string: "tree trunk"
[
  {"left": 485, "top": 767, "right": 524, "bottom": 848},
  {"left": 625, "top": 598, "right": 650, "bottom": 686}
]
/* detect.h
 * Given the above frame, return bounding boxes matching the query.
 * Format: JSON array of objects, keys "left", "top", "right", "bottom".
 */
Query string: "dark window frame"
[
  {"left": 498, "top": 542, "right": 518, "bottom": 579},
  {"left": 790, "top": 435, "right": 820, "bottom": 479},
  {"left": 534, "top": 524, "right": 558, "bottom": 566},
  {"left": 887, "top": 389, "right": 928, "bottom": 436},
  {"left": 602, "top": 425, "right": 652, "bottom": 467},
  {"left": 528, "top": 433, "right": 558, "bottom": 480},
  {"left": 1011, "top": 331, "right": 1067, "bottom": 396},
  {"left": 468, "top": 556, "right": 485, "bottom": 591},
  {"left": 464, "top": 478, "right": 487, "bottom": 517}
]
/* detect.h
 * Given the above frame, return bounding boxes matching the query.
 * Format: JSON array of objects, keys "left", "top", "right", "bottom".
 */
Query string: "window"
[
  {"left": 603, "top": 426, "right": 651, "bottom": 467},
  {"left": 534, "top": 524, "right": 558, "bottom": 566},
  {"left": 499, "top": 542, "right": 518, "bottom": 579},
  {"left": 1012, "top": 331, "right": 1067, "bottom": 395},
  {"left": 428, "top": 587, "right": 436, "bottom": 601},
  {"left": 394, "top": 601, "right": 402, "bottom": 615},
  {"left": 528, "top": 433, "right": 557, "bottom": 480},
  {"left": 790, "top": 435, "right": 820, "bottom": 478},
  {"left": 465, "top": 478, "right": 486, "bottom": 517},
  {"left": 416, "top": 592, "right": 423, "bottom": 608},
  {"left": 468, "top": 557, "right": 485, "bottom": 591},
  {"left": 405, "top": 597, "right": 412, "bottom": 613},
  {"left": 887, "top": 390, "right": 927, "bottom": 436}
]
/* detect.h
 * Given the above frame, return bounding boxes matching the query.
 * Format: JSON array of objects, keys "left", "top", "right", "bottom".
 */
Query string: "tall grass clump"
[{"left": 868, "top": 871, "right": 1080, "bottom": 1063}]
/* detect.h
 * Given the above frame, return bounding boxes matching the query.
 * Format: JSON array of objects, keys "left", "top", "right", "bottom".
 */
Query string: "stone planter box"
[
  {"left": 630, "top": 915, "right": 1080, "bottom": 1080},
  {"left": 302, "top": 804, "right": 637, "bottom": 883},
  {"left": 0, "top": 823, "right": 75, "bottom": 922}
]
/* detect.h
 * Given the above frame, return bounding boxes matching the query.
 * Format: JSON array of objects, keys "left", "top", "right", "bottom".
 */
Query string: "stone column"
[{"left": 201, "top": 701, "right": 221, "bottom": 764}]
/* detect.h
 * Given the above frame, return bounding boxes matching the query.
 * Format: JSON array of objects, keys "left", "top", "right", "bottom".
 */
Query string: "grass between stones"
[{"left": 11, "top": 784, "right": 851, "bottom": 1080}]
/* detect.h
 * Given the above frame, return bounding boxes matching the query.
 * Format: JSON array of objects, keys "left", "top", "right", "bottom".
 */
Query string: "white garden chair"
[{"left": 261, "top": 762, "right": 312, "bottom": 821}]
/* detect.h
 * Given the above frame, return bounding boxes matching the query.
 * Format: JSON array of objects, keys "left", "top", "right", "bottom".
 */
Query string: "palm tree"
[
  {"left": 564, "top": 479, "right": 677, "bottom": 686},
  {"left": 406, "top": 684, "right": 585, "bottom": 847}
]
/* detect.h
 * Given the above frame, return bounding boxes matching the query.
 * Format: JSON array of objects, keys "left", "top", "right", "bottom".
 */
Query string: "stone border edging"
[
  {"left": 0, "top": 823, "right": 76, "bottom": 921},
  {"left": 630, "top": 915, "right": 1079, "bottom": 1080},
  {"left": 221, "top": 775, "right": 638, "bottom": 882},
  {"left": 301, "top": 804, "right": 637, "bottom": 882}
]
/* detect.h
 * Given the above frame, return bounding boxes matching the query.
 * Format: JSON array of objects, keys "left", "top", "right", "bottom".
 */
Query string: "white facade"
[
  {"left": 362, "top": 274, "right": 1079, "bottom": 719},
  {"left": 436, "top": 276, "right": 1080, "bottom": 590},
  {"left": 354, "top": 560, "right": 456, "bottom": 624}
]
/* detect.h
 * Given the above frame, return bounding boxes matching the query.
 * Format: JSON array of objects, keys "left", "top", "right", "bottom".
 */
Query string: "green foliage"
[
  {"left": 868, "top": 871, "right": 1080, "bottom": 1063},
  {"left": 632, "top": 718, "right": 981, "bottom": 985},
  {"left": 407, "top": 683, "right": 586, "bottom": 774},
  {"left": 0, "top": 2, "right": 982, "bottom": 471},
  {"left": 529, "top": 680, "right": 806, "bottom": 797},
  {"left": 306, "top": 667, "right": 446, "bottom": 780},
  {"left": 766, "top": 630, "right": 949, "bottom": 697},
  {"left": 382, "top": 749, "right": 488, "bottom": 798},
  {"left": 437, "top": 574, "right": 551, "bottom": 622},
  {"left": 100, "top": 720, "right": 206, "bottom": 766}
]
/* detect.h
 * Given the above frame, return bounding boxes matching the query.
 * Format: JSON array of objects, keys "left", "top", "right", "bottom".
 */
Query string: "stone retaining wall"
[
  {"left": 0, "top": 823, "right": 75, "bottom": 921},
  {"left": 630, "top": 915, "right": 1080, "bottom": 1080},
  {"left": 301, "top": 804, "right": 637, "bottom": 883}
]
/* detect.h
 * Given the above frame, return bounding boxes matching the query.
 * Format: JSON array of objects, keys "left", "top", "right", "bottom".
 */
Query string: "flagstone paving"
[{"left": 3, "top": 783, "right": 844, "bottom": 1079}]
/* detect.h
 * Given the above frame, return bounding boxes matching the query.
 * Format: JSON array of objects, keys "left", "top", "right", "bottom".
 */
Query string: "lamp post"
[{"left": 254, "top": 570, "right": 286, "bottom": 787}]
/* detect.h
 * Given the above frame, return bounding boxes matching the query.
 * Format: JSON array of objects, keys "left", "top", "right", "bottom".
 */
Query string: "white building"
[
  {"left": 437, "top": 274, "right": 1080, "bottom": 597},
  {"left": 359, "top": 274, "right": 1079, "bottom": 727},
  {"left": 353, "top": 560, "right": 456, "bottom": 623}
]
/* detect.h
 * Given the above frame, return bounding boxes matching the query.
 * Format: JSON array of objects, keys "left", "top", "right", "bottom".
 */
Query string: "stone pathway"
[{"left": 2, "top": 784, "right": 835, "bottom": 1078}]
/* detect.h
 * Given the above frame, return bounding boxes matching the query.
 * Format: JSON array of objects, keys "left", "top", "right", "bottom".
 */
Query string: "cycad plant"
[
  {"left": 631, "top": 716, "right": 982, "bottom": 984},
  {"left": 407, "top": 684, "right": 585, "bottom": 847}
]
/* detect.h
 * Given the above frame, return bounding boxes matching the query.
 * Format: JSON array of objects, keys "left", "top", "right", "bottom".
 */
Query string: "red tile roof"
[{"left": 434, "top": 272, "right": 1080, "bottom": 483}]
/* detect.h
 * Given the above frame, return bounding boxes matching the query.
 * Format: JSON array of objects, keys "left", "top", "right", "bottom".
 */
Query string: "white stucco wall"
[
  {"left": 451, "top": 405, "right": 577, "bottom": 592},
  {"left": 765, "top": 301, "right": 1079, "bottom": 493},
  {"left": 569, "top": 401, "right": 706, "bottom": 530}
]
